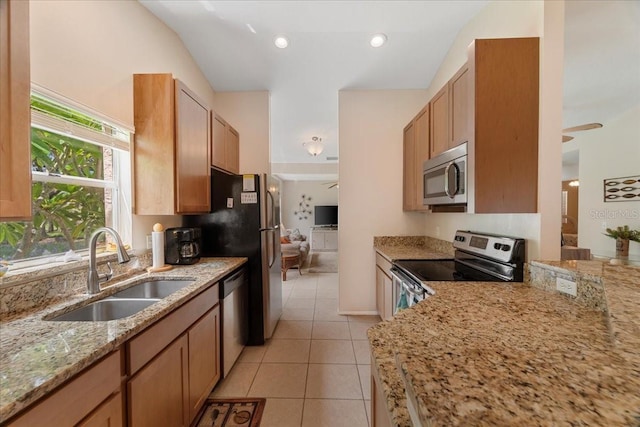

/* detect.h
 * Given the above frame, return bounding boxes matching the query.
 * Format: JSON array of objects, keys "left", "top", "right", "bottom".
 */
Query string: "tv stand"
[{"left": 310, "top": 227, "right": 338, "bottom": 251}]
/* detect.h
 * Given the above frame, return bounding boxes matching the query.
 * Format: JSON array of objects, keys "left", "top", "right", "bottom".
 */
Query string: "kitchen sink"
[
  {"left": 109, "top": 279, "right": 195, "bottom": 299},
  {"left": 47, "top": 298, "right": 159, "bottom": 322}
]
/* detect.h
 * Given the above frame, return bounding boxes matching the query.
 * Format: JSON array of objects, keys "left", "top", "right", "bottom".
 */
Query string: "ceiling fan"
[
  {"left": 562, "top": 123, "right": 603, "bottom": 142},
  {"left": 323, "top": 181, "right": 339, "bottom": 189}
]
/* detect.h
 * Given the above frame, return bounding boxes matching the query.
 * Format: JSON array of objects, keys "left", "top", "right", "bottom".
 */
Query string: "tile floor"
[{"left": 210, "top": 269, "right": 381, "bottom": 427}]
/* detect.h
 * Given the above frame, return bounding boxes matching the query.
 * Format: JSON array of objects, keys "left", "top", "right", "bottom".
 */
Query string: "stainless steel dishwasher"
[{"left": 220, "top": 266, "right": 248, "bottom": 378}]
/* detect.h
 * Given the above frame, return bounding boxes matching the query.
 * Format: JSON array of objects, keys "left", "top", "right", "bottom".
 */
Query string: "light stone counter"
[
  {"left": 0, "top": 257, "right": 246, "bottom": 423},
  {"left": 371, "top": 243, "right": 640, "bottom": 426}
]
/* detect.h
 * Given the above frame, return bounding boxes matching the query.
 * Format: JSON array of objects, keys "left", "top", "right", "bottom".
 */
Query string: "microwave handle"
[{"left": 444, "top": 161, "right": 460, "bottom": 198}]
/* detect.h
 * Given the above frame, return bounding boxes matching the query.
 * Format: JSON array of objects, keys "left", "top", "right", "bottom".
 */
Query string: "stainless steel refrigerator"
[{"left": 184, "top": 169, "right": 282, "bottom": 345}]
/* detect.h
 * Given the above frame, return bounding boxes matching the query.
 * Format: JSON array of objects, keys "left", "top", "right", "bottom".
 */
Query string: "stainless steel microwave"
[{"left": 423, "top": 143, "right": 467, "bottom": 206}]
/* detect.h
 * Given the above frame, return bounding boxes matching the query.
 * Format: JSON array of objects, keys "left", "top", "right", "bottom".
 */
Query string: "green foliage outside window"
[{"left": 0, "top": 96, "right": 111, "bottom": 261}]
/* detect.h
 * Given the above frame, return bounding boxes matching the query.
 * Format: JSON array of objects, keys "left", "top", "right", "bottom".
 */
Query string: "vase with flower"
[{"left": 604, "top": 225, "right": 640, "bottom": 258}]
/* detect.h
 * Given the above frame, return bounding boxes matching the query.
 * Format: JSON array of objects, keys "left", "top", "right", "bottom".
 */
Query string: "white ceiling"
[
  {"left": 139, "top": 0, "right": 487, "bottom": 165},
  {"left": 139, "top": 1, "right": 640, "bottom": 174}
]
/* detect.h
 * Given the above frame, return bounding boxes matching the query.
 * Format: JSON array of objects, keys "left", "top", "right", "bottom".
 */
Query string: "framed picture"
[{"left": 603, "top": 175, "right": 640, "bottom": 202}]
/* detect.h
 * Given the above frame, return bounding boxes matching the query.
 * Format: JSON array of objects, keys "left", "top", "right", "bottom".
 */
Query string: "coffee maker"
[{"left": 165, "top": 227, "right": 201, "bottom": 265}]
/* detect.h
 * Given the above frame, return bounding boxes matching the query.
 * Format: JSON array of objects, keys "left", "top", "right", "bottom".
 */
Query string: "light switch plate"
[
  {"left": 227, "top": 198, "right": 234, "bottom": 208},
  {"left": 556, "top": 277, "right": 577, "bottom": 297},
  {"left": 146, "top": 234, "right": 152, "bottom": 250}
]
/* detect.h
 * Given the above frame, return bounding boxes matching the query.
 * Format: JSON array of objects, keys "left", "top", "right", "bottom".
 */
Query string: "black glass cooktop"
[{"left": 393, "top": 259, "right": 509, "bottom": 282}]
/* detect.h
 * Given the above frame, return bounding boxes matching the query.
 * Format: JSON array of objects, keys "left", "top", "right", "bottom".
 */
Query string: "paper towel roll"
[{"left": 152, "top": 231, "right": 165, "bottom": 268}]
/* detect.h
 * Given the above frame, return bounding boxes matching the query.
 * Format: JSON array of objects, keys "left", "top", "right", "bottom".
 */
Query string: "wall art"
[
  {"left": 603, "top": 175, "right": 640, "bottom": 202},
  {"left": 293, "top": 194, "right": 313, "bottom": 220}
]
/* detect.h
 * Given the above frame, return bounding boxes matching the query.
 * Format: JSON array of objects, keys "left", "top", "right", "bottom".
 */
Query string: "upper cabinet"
[
  {"left": 133, "top": 74, "right": 211, "bottom": 215},
  {"left": 0, "top": 0, "right": 32, "bottom": 220},
  {"left": 402, "top": 121, "right": 416, "bottom": 211},
  {"left": 429, "top": 85, "right": 449, "bottom": 157},
  {"left": 403, "top": 105, "right": 430, "bottom": 212},
  {"left": 211, "top": 113, "right": 240, "bottom": 175},
  {"left": 469, "top": 38, "right": 539, "bottom": 213}
]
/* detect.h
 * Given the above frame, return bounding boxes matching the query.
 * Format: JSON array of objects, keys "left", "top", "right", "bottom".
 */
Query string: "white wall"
[
  {"left": 578, "top": 105, "right": 640, "bottom": 258},
  {"left": 338, "top": 90, "right": 429, "bottom": 314},
  {"left": 281, "top": 181, "right": 339, "bottom": 238},
  {"left": 214, "top": 92, "right": 271, "bottom": 175},
  {"left": 30, "top": 0, "right": 218, "bottom": 251}
]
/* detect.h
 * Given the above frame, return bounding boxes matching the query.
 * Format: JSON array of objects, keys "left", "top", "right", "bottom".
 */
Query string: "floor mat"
[
  {"left": 194, "top": 398, "right": 266, "bottom": 427},
  {"left": 307, "top": 251, "right": 339, "bottom": 273}
]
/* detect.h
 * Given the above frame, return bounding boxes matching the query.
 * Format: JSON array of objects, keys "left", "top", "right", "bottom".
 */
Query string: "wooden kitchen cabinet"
[
  {"left": 403, "top": 105, "right": 429, "bottom": 212},
  {"left": 188, "top": 305, "right": 221, "bottom": 423},
  {"left": 0, "top": 0, "right": 32, "bottom": 220},
  {"left": 449, "top": 63, "right": 470, "bottom": 148},
  {"left": 402, "top": 121, "right": 416, "bottom": 211},
  {"left": 429, "top": 85, "right": 449, "bottom": 157},
  {"left": 371, "top": 357, "right": 393, "bottom": 427},
  {"left": 7, "top": 351, "right": 123, "bottom": 427},
  {"left": 133, "top": 74, "right": 210, "bottom": 215},
  {"left": 469, "top": 38, "right": 539, "bottom": 213},
  {"left": 127, "top": 284, "right": 220, "bottom": 427},
  {"left": 375, "top": 253, "right": 394, "bottom": 321},
  {"left": 129, "top": 335, "right": 190, "bottom": 427},
  {"left": 211, "top": 113, "right": 240, "bottom": 174}
]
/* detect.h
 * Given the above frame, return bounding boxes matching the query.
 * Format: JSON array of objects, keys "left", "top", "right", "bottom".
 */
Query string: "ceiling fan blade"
[
  {"left": 562, "top": 135, "right": 574, "bottom": 142},
  {"left": 562, "top": 123, "right": 603, "bottom": 133}
]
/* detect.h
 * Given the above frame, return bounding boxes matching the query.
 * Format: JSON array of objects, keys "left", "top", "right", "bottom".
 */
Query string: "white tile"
[
  {"left": 260, "top": 398, "right": 304, "bottom": 427},
  {"left": 272, "top": 320, "right": 313, "bottom": 339},
  {"left": 248, "top": 363, "right": 308, "bottom": 398},
  {"left": 211, "top": 363, "right": 259, "bottom": 397},
  {"left": 349, "top": 321, "right": 376, "bottom": 340},
  {"left": 352, "top": 340, "right": 371, "bottom": 365},
  {"left": 305, "top": 364, "right": 363, "bottom": 399},
  {"left": 282, "top": 307, "right": 315, "bottom": 321},
  {"left": 262, "top": 339, "right": 310, "bottom": 363},
  {"left": 314, "top": 301, "right": 348, "bottom": 322},
  {"left": 312, "top": 321, "right": 351, "bottom": 340},
  {"left": 316, "top": 286, "right": 338, "bottom": 299},
  {"left": 237, "top": 345, "right": 267, "bottom": 363},
  {"left": 301, "top": 399, "right": 368, "bottom": 427},
  {"left": 293, "top": 281, "right": 318, "bottom": 291},
  {"left": 309, "top": 340, "right": 356, "bottom": 364},
  {"left": 290, "top": 288, "right": 317, "bottom": 299},
  {"left": 357, "top": 364, "right": 371, "bottom": 400},
  {"left": 315, "top": 298, "right": 338, "bottom": 309},
  {"left": 285, "top": 297, "right": 316, "bottom": 309}
]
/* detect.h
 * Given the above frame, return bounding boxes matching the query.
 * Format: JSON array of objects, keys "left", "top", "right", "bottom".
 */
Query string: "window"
[{"left": 0, "top": 87, "right": 132, "bottom": 264}]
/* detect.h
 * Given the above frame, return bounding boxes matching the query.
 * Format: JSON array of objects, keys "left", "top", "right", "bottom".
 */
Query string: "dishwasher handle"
[{"left": 221, "top": 267, "right": 247, "bottom": 299}]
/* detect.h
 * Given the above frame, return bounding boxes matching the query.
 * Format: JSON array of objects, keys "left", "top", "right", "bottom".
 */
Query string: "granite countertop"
[
  {"left": 370, "top": 244, "right": 640, "bottom": 426},
  {"left": 0, "top": 257, "right": 246, "bottom": 422}
]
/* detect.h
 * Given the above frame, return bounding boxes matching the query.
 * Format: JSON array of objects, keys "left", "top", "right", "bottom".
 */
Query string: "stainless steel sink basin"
[
  {"left": 48, "top": 298, "right": 158, "bottom": 321},
  {"left": 110, "top": 279, "right": 194, "bottom": 299}
]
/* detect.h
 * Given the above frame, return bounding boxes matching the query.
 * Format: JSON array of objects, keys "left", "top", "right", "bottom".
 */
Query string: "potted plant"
[{"left": 604, "top": 225, "right": 640, "bottom": 257}]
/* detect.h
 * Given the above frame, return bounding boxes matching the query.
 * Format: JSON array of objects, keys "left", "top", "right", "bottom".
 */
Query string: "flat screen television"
[{"left": 314, "top": 205, "right": 338, "bottom": 226}]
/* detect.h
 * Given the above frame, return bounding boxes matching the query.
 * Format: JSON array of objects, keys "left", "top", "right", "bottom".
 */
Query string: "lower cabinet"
[
  {"left": 311, "top": 228, "right": 338, "bottom": 251},
  {"left": 375, "top": 253, "right": 394, "bottom": 320},
  {"left": 7, "top": 351, "right": 122, "bottom": 427},
  {"left": 188, "top": 305, "right": 221, "bottom": 422},
  {"left": 371, "top": 358, "right": 393, "bottom": 427},
  {"left": 127, "top": 284, "right": 221, "bottom": 427},
  {"left": 129, "top": 336, "right": 190, "bottom": 427}
]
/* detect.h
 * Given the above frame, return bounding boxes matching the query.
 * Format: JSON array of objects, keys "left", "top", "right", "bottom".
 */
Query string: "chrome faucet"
[{"left": 87, "top": 227, "right": 131, "bottom": 295}]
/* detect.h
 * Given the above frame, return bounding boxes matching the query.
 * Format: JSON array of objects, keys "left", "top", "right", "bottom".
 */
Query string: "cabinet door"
[
  {"left": 225, "top": 126, "right": 240, "bottom": 174},
  {"left": 402, "top": 121, "right": 416, "bottom": 211},
  {"left": 211, "top": 114, "right": 226, "bottom": 170},
  {"left": 0, "top": 0, "right": 31, "bottom": 220},
  {"left": 449, "top": 63, "right": 470, "bottom": 148},
  {"left": 413, "top": 106, "right": 429, "bottom": 210},
  {"left": 128, "top": 335, "right": 189, "bottom": 427},
  {"left": 77, "top": 393, "right": 123, "bottom": 427},
  {"left": 324, "top": 231, "right": 338, "bottom": 250},
  {"left": 371, "top": 369, "right": 393, "bottom": 427},
  {"left": 175, "top": 82, "right": 210, "bottom": 214},
  {"left": 429, "top": 85, "right": 449, "bottom": 157},
  {"left": 188, "top": 306, "right": 220, "bottom": 424},
  {"left": 311, "top": 231, "right": 325, "bottom": 250}
]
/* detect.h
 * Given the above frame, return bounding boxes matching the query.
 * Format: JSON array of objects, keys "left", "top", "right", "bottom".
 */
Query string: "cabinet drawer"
[
  {"left": 8, "top": 351, "right": 121, "bottom": 427},
  {"left": 128, "top": 283, "right": 218, "bottom": 375},
  {"left": 375, "top": 253, "right": 392, "bottom": 277}
]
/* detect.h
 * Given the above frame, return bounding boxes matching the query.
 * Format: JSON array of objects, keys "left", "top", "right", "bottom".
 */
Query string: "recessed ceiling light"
[
  {"left": 370, "top": 33, "right": 387, "bottom": 48},
  {"left": 274, "top": 36, "right": 289, "bottom": 49}
]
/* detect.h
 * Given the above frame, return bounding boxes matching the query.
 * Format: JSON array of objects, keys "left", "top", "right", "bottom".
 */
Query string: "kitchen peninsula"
[{"left": 371, "top": 238, "right": 640, "bottom": 426}]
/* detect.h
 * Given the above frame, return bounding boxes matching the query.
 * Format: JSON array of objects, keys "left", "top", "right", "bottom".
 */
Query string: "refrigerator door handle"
[
  {"left": 266, "top": 190, "right": 275, "bottom": 228},
  {"left": 269, "top": 229, "right": 277, "bottom": 268}
]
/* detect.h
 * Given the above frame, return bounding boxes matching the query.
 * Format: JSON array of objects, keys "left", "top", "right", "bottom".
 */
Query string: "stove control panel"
[{"left": 453, "top": 230, "right": 524, "bottom": 264}]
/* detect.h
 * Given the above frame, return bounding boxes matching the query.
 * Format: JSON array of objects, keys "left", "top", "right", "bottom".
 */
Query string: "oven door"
[
  {"left": 423, "top": 143, "right": 467, "bottom": 206},
  {"left": 390, "top": 268, "right": 433, "bottom": 315}
]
